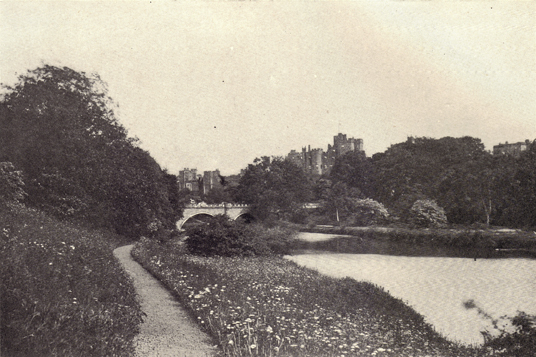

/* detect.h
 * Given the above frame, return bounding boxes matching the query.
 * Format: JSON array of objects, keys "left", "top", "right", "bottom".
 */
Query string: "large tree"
[
  {"left": 234, "top": 157, "right": 313, "bottom": 221},
  {"left": 372, "top": 136, "right": 489, "bottom": 221},
  {"left": 0, "top": 65, "right": 178, "bottom": 238},
  {"left": 506, "top": 141, "right": 536, "bottom": 227},
  {"left": 329, "top": 151, "right": 375, "bottom": 198}
]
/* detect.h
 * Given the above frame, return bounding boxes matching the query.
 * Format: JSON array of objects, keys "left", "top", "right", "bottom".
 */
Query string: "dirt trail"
[{"left": 114, "top": 245, "right": 218, "bottom": 357}]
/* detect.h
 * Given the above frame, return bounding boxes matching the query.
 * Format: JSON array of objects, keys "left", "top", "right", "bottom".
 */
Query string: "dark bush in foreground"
[
  {"left": 184, "top": 214, "right": 296, "bottom": 257},
  {"left": 483, "top": 312, "right": 536, "bottom": 357},
  {"left": 464, "top": 300, "right": 536, "bottom": 357},
  {"left": 0, "top": 205, "right": 143, "bottom": 356}
]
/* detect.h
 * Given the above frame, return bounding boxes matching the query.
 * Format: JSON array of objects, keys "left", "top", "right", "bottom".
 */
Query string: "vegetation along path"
[{"left": 114, "top": 245, "right": 218, "bottom": 357}]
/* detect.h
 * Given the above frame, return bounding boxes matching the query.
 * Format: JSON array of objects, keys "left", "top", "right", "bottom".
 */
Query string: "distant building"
[
  {"left": 178, "top": 168, "right": 201, "bottom": 192},
  {"left": 202, "top": 169, "right": 223, "bottom": 194},
  {"left": 178, "top": 168, "right": 226, "bottom": 195},
  {"left": 287, "top": 133, "right": 364, "bottom": 176},
  {"left": 493, "top": 140, "right": 530, "bottom": 157}
]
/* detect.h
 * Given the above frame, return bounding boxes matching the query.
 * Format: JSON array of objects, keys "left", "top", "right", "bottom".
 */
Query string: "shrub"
[
  {"left": 409, "top": 199, "right": 448, "bottom": 227},
  {"left": 464, "top": 300, "right": 536, "bottom": 356},
  {"left": 184, "top": 215, "right": 296, "bottom": 257},
  {"left": 254, "top": 224, "right": 297, "bottom": 255},
  {"left": 350, "top": 198, "right": 390, "bottom": 226}
]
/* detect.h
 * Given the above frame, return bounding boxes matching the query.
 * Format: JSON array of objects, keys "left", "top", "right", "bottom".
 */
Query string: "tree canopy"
[
  {"left": 0, "top": 65, "right": 179, "bottom": 238},
  {"left": 234, "top": 157, "right": 313, "bottom": 221}
]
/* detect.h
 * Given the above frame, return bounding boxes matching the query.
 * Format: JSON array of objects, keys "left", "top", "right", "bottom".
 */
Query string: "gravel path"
[{"left": 114, "top": 245, "right": 218, "bottom": 357}]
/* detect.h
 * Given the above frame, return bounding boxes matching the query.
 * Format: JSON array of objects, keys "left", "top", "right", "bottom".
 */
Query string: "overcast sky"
[{"left": 1, "top": 1, "right": 534, "bottom": 175}]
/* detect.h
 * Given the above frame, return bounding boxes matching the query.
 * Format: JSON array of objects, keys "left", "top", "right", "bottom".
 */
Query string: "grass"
[
  {"left": 132, "top": 238, "right": 485, "bottom": 357},
  {"left": 0, "top": 204, "right": 144, "bottom": 356},
  {"left": 298, "top": 225, "right": 536, "bottom": 258}
]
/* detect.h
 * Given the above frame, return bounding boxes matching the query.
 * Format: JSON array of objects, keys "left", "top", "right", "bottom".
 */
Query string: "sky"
[{"left": 1, "top": 1, "right": 535, "bottom": 175}]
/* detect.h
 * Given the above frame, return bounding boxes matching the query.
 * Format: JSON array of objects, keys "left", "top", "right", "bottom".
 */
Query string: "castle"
[
  {"left": 287, "top": 133, "right": 364, "bottom": 176},
  {"left": 177, "top": 168, "right": 223, "bottom": 194}
]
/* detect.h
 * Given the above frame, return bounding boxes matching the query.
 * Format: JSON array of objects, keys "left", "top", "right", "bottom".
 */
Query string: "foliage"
[
  {"left": 0, "top": 65, "right": 178, "bottom": 238},
  {"left": 351, "top": 198, "right": 390, "bottom": 226},
  {"left": 483, "top": 312, "right": 536, "bottom": 357},
  {"left": 329, "top": 151, "right": 375, "bottom": 198},
  {"left": 409, "top": 199, "right": 448, "bottom": 227},
  {"left": 372, "top": 137, "right": 488, "bottom": 221},
  {"left": 464, "top": 300, "right": 536, "bottom": 357},
  {"left": 184, "top": 215, "right": 296, "bottom": 257},
  {"left": 132, "top": 240, "right": 479, "bottom": 357},
  {"left": 315, "top": 181, "right": 388, "bottom": 226},
  {"left": 316, "top": 181, "right": 363, "bottom": 223},
  {"left": 0, "top": 162, "right": 26, "bottom": 203},
  {"left": 235, "top": 157, "right": 313, "bottom": 221},
  {"left": 506, "top": 140, "right": 536, "bottom": 228},
  {"left": 436, "top": 154, "right": 516, "bottom": 226},
  {"left": 203, "top": 187, "right": 234, "bottom": 204},
  {"left": 0, "top": 204, "right": 143, "bottom": 356}
]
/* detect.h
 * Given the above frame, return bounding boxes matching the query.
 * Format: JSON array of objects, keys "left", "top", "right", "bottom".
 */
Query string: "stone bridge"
[{"left": 176, "top": 203, "right": 252, "bottom": 230}]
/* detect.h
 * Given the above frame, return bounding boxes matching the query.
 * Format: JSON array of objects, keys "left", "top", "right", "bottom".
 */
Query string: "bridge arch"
[
  {"left": 181, "top": 213, "right": 214, "bottom": 229},
  {"left": 176, "top": 203, "right": 252, "bottom": 230}
]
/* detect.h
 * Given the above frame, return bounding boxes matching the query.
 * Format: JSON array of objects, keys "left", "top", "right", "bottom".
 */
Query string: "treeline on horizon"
[{"left": 2, "top": 65, "right": 536, "bottom": 241}]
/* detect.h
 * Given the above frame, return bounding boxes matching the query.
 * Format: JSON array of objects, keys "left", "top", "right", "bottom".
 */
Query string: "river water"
[{"left": 286, "top": 232, "right": 536, "bottom": 346}]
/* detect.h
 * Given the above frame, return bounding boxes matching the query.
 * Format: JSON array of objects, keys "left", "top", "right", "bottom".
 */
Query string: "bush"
[
  {"left": 184, "top": 215, "right": 296, "bottom": 257},
  {"left": 350, "top": 198, "right": 390, "bottom": 226},
  {"left": 409, "top": 199, "right": 448, "bottom": 227},
  {"left": 484, "top": 312, "right": 536, "bottom": 356},
  {"left": 464, "top": 300, "right": 536, "bottom": 356}
]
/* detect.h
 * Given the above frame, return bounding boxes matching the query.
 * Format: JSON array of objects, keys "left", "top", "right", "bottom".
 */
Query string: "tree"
[
  {"left": 329, "top": 151, "right": 375, "bottom": 198},
  {"left": 436, "top": 153, "right": 515, "bottom": 226},
  {"left": 372, "top": 136, "right": 489, "bottom": 222},
  {"left": 317, "top": 181, "right": 388, "bottom": 225},
  {"left": 234, "top": 157, "right": 313, "bottom": 221},
  {"left": 0, "top": 65, "right": 177, "bottom": 238},
  {"left": 506, "top": 140, "right": 536, "bottom": 228}
]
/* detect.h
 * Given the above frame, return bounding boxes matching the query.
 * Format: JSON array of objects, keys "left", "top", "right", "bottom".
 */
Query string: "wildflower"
[
  {"left": 228, "top": 340, "right": 234, "bottom": 345},
  {"left": 266, "top": 326, "right": 273, "bottom": 333},
  {"left": 250, "top": 344, "right": 257, "bottom": 349}
]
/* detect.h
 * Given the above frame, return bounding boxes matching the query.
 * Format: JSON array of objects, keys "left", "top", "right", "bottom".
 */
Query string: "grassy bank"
[
  {"left": 0, "top": 204, "right": 144, "bottom": 356},
  {"left": 132, "top": 238, "right": 483, "bottom": 357},
  {"left": 297, "top": 225, "right": 536, "bottom": 258}
]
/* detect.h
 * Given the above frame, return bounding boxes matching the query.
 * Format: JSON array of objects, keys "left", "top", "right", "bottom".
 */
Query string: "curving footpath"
[{"left": 114, "top": 245, "right": 218, "bottom": 357}]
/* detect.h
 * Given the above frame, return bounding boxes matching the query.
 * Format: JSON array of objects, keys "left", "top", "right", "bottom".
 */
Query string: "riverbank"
[
  {"left": 294, "top": 225, "right": 536, "bottom": 259},
  {"left": 132, "top": 237, "right": 483, "bottom": 357}
]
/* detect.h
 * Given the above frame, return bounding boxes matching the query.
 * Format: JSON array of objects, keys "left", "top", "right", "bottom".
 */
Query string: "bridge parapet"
[
  {"left": 177, "top": 202, "right": 251, "bottom": 230},
  {"left": 184, "top": 203, "right": 250, "bottom": 208}
]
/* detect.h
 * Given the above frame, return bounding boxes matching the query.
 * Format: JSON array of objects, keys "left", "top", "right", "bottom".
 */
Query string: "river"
[{"left": 286, "top": 232, "right": 536, "bottom": 346}]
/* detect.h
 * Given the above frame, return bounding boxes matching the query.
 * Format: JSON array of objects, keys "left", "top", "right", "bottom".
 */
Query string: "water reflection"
[{"left": 288, "top": 232, "right": 536, "bottom": 346}]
